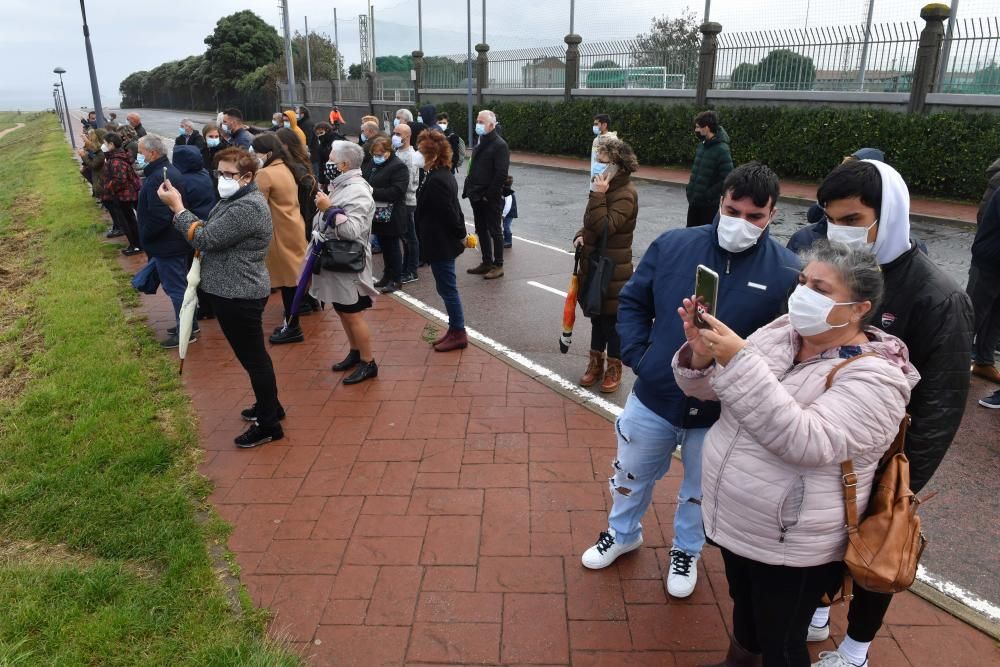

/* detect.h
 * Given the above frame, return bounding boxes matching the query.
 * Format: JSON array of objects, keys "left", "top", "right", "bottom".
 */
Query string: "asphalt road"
[{"left": 106, "top": 108, "right": 999, "bottom": 619}]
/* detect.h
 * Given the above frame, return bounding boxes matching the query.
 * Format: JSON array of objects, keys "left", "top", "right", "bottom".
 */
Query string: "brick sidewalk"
[
  {"left": 509, "top": 151, "right": 980, "bottom": 226},
  {"left": 121, "top": 251, "right": 996, "bottom": 666}
]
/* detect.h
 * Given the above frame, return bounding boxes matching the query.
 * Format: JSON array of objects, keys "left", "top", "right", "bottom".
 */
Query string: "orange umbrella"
[{"left": 559, "top": 249, "right": 581, "bottom": 353}]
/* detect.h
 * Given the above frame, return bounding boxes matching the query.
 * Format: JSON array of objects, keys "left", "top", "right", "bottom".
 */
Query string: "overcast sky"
[{"left": 2, "top": 0, "right": 977, "bottom": 110}]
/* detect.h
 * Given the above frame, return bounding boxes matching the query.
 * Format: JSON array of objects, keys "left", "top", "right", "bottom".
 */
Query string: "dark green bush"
[{"left": 429, "top": 99, "right": 999, "bottom": 201}]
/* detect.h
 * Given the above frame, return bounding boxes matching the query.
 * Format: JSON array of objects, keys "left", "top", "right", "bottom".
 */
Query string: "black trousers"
[
  {"left": 686, "top": 202, "right": 718, "bottom": 228},
  {"left": 820, "top": 575, "right": 894, "bottom": 644},
  {"left": 589, "top": 313, "right": 621, "bottom": 358},
  {"left": 721, "top": 547, "right": 842, "bottom": 666},
  {"left": 207, "top": 293, "right": 282, "bottom": 427},
  {"left": 472, "top": 197, "right": 504, "bottom": 266},
  {"left": 379, "top": 233, "right": 404, "bottom": 281},
  {"left": 279, "top": 286, "right": 301, "bottom": 329},
  {"left": 967, "top": 264, "right": 1000, "bottom": 365}
]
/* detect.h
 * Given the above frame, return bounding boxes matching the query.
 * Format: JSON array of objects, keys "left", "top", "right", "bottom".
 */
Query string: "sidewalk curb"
[
  {"left": 510, "top": 158, "right": 978, "bottom": 231},
  {"left": 390, "top": 290, "right": 999, "bottom": 641}
]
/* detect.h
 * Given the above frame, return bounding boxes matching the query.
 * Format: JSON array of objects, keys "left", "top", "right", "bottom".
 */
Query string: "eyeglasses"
[{"left": 213, "top": 169, "right": 242, "bottom": 180}]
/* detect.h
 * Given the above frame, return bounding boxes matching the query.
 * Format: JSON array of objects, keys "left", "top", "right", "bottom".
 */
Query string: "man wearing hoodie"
[
  {"left": 172, "top": 145, "right": 216, "bottom": 221},
  {"left": 798, "top": 160, "right": 974, "bottom": 667},
  {"left": 591, "top": 114, "right": 618, "bottom": 177},
  {"left": 686, "top": 110, "right": 733, "bottom": 228}
]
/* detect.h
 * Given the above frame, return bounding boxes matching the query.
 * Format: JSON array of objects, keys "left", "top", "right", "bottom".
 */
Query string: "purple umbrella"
[{"left": 281, "top": 208, "right": 345, "bottom": 333}]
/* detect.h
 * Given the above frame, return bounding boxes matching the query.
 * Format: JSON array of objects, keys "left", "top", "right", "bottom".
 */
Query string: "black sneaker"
[
  {"left": 240, "top": 403, "right": 287, "bottom": 422},
  {"left": 160, "top": 331, "right": 198, "bottom": 349},
  {"left": 105, "top": 229, "right": 125, "bottom": 239},
  {"left": 343, "top": 360, "right": 378, "bottom": 385},
  {"left": 121, "top": 247, "right": 142, "bottom": 256},
  {"left": 373, "top": 274, "right": 391, "bottom": 289},
  {"left": 167, "top": 325, "right": 201, "bottom": 337},
  {"left": 234, "top": 422, "right": 284, "bottom": 448},
  {"left": 269, "top": 326, "right": 304, "bottom": 345},
  {"left": 379, "top": 281, "right": 400, "bottom": 294},
  {"left": 979, "top": 390, "right": 1000, "bottom": 409},
  {"left": 401, "top": 273, "right": 419, "bottom": 284}
]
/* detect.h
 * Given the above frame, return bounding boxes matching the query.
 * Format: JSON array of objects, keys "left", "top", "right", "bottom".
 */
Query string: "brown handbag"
[{"left": 826, "top": 354, "right": 927, "bottom": 601}]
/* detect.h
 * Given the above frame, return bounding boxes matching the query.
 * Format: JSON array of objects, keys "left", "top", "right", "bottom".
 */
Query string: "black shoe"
[
  {"left": 372, "top": 246, "right": 382, "bottom": 255},
  {"left": 269, "top": 326, "right": 304, "bottom": 345},
  {"left": 297, "top": 299, "right": 315, "bottom": 315},
  {"left": 343, "top": 360, "right": 378, "bottom": 385},
  {"left": 332, "top": 349, "right": 361, "bottom": 372},
  {"left": 121, "top": 246, "right": 142, "bottom": 256},
  {"left": 374, "top": 274, "right": 391, "bottom": 289},
  {"left": 401, "top": 273, "right": 419, "bottom": 284},
  {"left": 105, "top": 229, "right": 125, "bottom": 239},
  {"left": 167, "top": 325, "right": 201, "bottom": 337},
  {"left": 240, "top": 403, "right": 287, "bottom": 422},
  {"left": 160, "top": 331, "right": 198, "bottom": 348},
  {"left": 234, "top": 422, "right": 284, "bottom": 448},
  {"left": 379, "top": 281, "right": 400, "bottom": 294}
]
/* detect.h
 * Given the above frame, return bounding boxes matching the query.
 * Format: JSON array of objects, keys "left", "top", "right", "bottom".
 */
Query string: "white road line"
[
  {"left": 393, "top": 290, "right": 622, "bottom": 418},
  {"left": 527, "top": 280, "right": 568, "bottom": 298},
  {"left": 464, "top": 221, "right": 574, "bottom": 256},
  {"left": 917, "top": 566, "right": 1000, "bottom": 622}
]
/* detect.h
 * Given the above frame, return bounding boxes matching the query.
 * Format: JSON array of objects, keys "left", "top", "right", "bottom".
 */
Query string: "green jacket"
[{"left": 686, "top": 127, "right": 734, "bottom": 206}]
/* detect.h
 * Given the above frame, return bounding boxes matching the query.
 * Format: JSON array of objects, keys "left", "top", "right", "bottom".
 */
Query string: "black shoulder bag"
[
  {"left": 318, "top": 207, "right": 367, "bottom": 273},
  {"left": 577, "top": 220, "right": 614, "bottom": 318}
]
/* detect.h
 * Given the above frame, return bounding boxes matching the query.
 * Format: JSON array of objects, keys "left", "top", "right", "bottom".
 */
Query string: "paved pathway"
[
  {"left": 0, "top": 122, "right": 25, "bottom": 139},
  {"left": 117, "top": 248, "right": 997, "bottom": 666}
]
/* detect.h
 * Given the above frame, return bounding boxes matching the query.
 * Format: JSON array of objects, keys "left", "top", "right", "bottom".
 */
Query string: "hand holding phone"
[{"left": 694, "top": 265, "right": 719, "bottom": 330}]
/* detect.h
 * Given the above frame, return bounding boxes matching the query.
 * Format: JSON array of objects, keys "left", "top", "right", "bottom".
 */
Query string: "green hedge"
[{"left": 430, "top": 99, "right": 999, "bottom": 202}]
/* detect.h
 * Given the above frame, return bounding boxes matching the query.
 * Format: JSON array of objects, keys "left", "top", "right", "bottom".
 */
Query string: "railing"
[
  {"left": 423, "top": 55, "right": 474, "bottom": 89},
  {"left": 578, "top": 39, "right": 699, "bottom": 90},
  {"left": 714, "top": 23, "right": 920, "bottom": 92},
  {"left": 938, "top": 17, "right": 1000, "bottom": 94}
]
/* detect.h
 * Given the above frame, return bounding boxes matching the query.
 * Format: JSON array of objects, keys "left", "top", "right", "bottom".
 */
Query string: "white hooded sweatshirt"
[{"left": 865, "top": 159, "right": 913, "bottom": 266}]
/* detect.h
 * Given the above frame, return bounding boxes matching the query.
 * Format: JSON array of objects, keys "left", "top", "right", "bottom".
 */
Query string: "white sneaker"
[
  {"left": 666, "top": 548, "right": 699, "bottom": 598},
  {"left": 807, "top": 622, "right": 831, "bottom": 642},
  {"left": 581, "top": 531, "right": 642, "bottom": 569},
  {"left": 813, "top": 650, "right": 868, "bottom": 667}
]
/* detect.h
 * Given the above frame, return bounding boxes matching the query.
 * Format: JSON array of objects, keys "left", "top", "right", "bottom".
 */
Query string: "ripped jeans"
[{"left": 606, "top": 392, "right": 709, "bottom": 555}]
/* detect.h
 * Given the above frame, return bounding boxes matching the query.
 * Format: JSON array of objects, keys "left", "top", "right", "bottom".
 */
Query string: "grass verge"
[{"left": 0, "top": 114, "right": 301, "bottom": 665}]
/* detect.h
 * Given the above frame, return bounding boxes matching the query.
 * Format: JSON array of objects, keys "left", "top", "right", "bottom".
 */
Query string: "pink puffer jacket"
[{"left": 673, "top": 315, "right": 919, "bottom": 567}]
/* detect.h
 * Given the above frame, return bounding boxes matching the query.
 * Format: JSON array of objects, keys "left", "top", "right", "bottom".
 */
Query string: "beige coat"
[
  {"left": 256, "top": 159, "right": 308, "bottom": 288},
  {"left": 673, "top": 316, "right": 919, "bottom": 567}
]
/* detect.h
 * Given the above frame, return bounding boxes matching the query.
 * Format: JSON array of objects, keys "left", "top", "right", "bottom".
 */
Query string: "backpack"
[{"left": 826, "top": 354, "right": 927, "bottom": 600}]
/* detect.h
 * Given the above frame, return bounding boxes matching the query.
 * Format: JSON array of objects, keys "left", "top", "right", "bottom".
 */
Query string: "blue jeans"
[
  {"left": 607, "top": 392, "right": 709, "bottom": 555},
  {"left": 154, "top": 254, "right": 188, "bottom": 327},
  {"left": 430, "top": 259, "right": 465, "bottom": 330},
  {"left": 503, "top": 213, "right": 514, "bottom": 245},
  {"left": 402, "top": 206, "right": 419, "bottom": 275}
]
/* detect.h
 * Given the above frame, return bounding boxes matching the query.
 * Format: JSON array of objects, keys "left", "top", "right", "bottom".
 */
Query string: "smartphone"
[
  {"left": 590, "top": 163, "right": 618, "bottom": 191},
  {"left": 162, "top": 166, "right": 168, "bottom": 183},
  {"left": 694, "top": 264, "right": 719, "bottom": 330}
]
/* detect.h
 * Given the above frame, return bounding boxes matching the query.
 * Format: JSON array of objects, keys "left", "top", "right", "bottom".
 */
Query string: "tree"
[
  {"left": 730, "top": 49, "right": 816, "bottom": 90},
  {"left": 730, "top": 63, "right": 757, "bottom": 90},
  {"left": 422, "top": 56, "right": 466, "bottom": 87},
  {"left": 632, "top": 10, "right": 701, "bottom": 86},
  {"left": 204, "top": 10, "right": 282, "bottom": 81},
  {"left": 971, "top": 62, "right": 1000, "bottom": 94},
  {"left": 375, "top": 55, "right": 413, "bottom": 73},
  {"left": 348, "top": 63, "right": 364, "bottom": 80},
  {"left": 291, "top": 31, "right": 346, "bottom": 81},
  {"left": 585, "top": 59, "right": 625, "bottom": 89},
  {"left": 119, "top": 70, "right": 149, "bottom": 107}
]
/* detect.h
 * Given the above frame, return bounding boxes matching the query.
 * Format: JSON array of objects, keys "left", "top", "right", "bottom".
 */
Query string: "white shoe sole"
[
  {"left": 807, "top": 623, "right": 831, "bottom": 642},
  {"left": 581, "top": 538, "right": 642, "bottom": 570},
  {"left": 979, "top": 398, "right": 1000, "bottom": 409}
]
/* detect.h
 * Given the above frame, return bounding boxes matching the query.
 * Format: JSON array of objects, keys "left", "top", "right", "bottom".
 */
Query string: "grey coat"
[
  {"left": 173, "top": 184, "right": 273, "bottom": 300},
  {"left": 310, "top": 169, "right": 379, "bottom": 306}
]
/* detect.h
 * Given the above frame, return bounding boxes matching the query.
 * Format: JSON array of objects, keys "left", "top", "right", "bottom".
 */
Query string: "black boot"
[
  {"left": 332, "top": 349, "right": 361, "bottom": 372},
  {"left": 343, "top": 359, "right": 378, "bottom": 385},
  {"left": 699, "top": 637, "right": 762, "bottom": 667}
]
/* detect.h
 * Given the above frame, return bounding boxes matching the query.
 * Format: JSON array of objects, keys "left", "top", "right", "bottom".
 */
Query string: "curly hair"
[
  {"left": 595, "top": 137, "right": 639, "bottom": 175},
  {"left": 214, "top": 147, "right": 259, "bottom": 179},
  {"left": 417, "top": 129, "right": 453, "bottom": 171},
  {"left": 368, "top": 135, "right": 392, "bottom": 156}
]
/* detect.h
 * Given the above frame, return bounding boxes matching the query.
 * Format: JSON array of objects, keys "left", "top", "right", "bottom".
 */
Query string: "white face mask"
[
  {"left": 217, "top": 176, "right": 241, "bottom": 199},
  {"left": 100, "top": 143, "right": 110, "bottom": 153},
  {"left": 717, "top": 213, "right": 766, "bottom": 253},
  {"left": 787, "top": 284, "right": 857, "bottom": 337},
  {"left": 827, "top": 219, "right": 878, "bottom": 251}
]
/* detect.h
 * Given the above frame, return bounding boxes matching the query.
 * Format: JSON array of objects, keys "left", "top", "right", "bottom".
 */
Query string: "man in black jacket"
[
  {"left": 175, "top": 119, "right": 206, "bottom": 153},
  {"left": 799, "top": 159, "right": 974, "bottom": 667},
  {"left": 462, "top": 109, "right": 509, "bottom": 280},
  {"left": 436, "top": 112, "right": 463, "bottom": 173},
  {"left": 969, "top": 188, "right": 1000, "bottom": 394}
]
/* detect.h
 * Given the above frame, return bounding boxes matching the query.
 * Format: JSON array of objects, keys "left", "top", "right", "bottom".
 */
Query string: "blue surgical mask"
[
  {"left": 591, "top": 162, "right": 608, "bottom": 178},
  {"left": 178, "top": 127, "right": 185, "bottom": 136},
  {"left": 475, "top": 123, "right": 486, "bottom": 136},
  {"left": 373, "top": 155, "right": 387, "bottom": 166},
  {"left": 136, "top": 153, "right": 147, "bottom": 168},
  {"left": 221, "top": 123, "right": 230, "bottom": 134},
  {"left": 592, "top": 125, "right": 600, "bottom": 135},
  {"left": 283, "top": 121, "right": 291, "bottom": 129},
  {"left": 206, "top": 137, "right": 220, "bottom": 148},
  {"left": 360, "top": 133, "right": 367, "bottom": 143},
  {"left": 393, "top": 118, "right": 401, "bottom": 127},
  {"left": 416, "top": 115, "right": 423, "bottom": 123}
]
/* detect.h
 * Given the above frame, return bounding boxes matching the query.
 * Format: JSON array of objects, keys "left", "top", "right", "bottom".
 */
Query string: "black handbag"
[
  {"left": 578, "top": 221, "right": 614, "bottom": 318},
  {"left": 318, "top": 207, "right": 366, "bottom": 273}
]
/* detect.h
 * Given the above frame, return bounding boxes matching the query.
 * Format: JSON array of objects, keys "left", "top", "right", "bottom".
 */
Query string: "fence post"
[
  {"left": 908, "top": 3, "right": 950, "bottom": 113},
  {"left": 365, "top": 72, "right": 376, "bottom": 115},
  {"left": 696, "top": 21, "right": 722, "bottom": 107},
  {"left": 412, "top": 50, "right": 424, "bottom": 106},
  {"left": 564, "top": 33, "right": 582, "bottom": 102},
  {"left": 475, "top": 43, "right": 490, "bottom": 105}
]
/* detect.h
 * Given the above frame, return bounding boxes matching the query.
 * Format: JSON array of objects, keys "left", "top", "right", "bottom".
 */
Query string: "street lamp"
[
  {"left": 78, "top": 0, "right": 107, "bottom": 127},
  {"left": 53, "top": 67, "right": 77, "bottom": 149},
  {"left": 52, "top": 83, "right": 65, "bottom": 130}
]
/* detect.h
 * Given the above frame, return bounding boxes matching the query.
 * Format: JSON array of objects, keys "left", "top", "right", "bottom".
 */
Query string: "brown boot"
[
  {"left": 467, "top": 262, "right": 492, "bottom": 275},
  {"left": 580, "top": 350, "right": 605, "bottom": 387},
  {"left": 483, "top": 265, "right": 505, "bottom": 280},
  {"left": 698, "top": 637, "right": 762, "bottom": 667},
  {"left": 600, "top": 358, "right": 623, "bottom": 393},
  {"left": 434, "top": 328, "right": 469, "bottom": 352},
  {"left": 431, "top": 328, "right": 449, "bottom": 345},
  {"left": 972, "top": 362, "right": 1000, "bottom": 383}
]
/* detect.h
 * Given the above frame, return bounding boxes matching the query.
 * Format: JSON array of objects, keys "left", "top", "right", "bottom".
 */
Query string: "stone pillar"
[
  {"left": 696, "top": 22, "right": 723, "bottom": 108},
  {"left": 412, "top": 50, "right": 424, "bottom": 106},
  {"left": 908, "top": 3, "right": 951, "bottom": 114},
  {"left": 475, "top": 43, "right": 490, "bottom": 106},
  {"left": 564, "top": 34, "right": 582, "bottom": 102}
]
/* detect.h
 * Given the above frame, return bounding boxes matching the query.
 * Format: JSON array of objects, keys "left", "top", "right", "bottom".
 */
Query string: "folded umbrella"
[
  {"left": 281, "top": 208, "right": 346, "bottom": 333},
  {"left": 177, "top": 253, "right": 201, "bottom": 375},
  {"left": 559, "top": 248, "right": 581, "bottom": 353}
]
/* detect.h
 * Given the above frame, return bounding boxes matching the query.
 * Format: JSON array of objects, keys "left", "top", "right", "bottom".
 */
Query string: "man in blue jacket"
[
  {"left": 136, "top": 135, "right": 192, "bottom": 349},
  {"left": 582, "top": 162, "right": 800, "bottom": 601}
]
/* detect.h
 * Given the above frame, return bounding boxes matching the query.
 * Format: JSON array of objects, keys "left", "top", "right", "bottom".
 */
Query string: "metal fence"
[
  {"left": 579, "top": 40, "right": 699, "bottom": 90},
  {"left": 938, "top": 17, "right": 1000, "bottom": 94}
]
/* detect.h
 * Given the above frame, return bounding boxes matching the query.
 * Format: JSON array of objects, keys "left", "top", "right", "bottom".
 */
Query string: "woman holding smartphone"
[{"left": 573, "top": 137, "right": 639, "bottom": 393}]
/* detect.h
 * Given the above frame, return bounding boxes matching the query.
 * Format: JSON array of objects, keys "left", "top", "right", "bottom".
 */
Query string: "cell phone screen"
[{"left": 694, "top": 264, "right": 719, "bottom": 330}]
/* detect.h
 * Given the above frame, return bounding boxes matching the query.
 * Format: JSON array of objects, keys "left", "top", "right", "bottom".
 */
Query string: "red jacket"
[{"left": 102, "top": 149, "right": 141, "bottom": 202}]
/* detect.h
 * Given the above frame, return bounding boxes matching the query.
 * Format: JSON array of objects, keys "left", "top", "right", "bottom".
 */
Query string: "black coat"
[
  {"left": 415, "top": 168, "right": 466, "bottom": 263},
  {"left": 462, "top": 130, "right": 509, "bottom": 203},
  {"left": 176, "top": 130, "right": 206, "bottom": 152},
  {"left": 173, "top": 145, "right": 217, "bottom": 221},
  {"left": 299, "top": 115, "right": 318, "bottom": 161},
  {"left": 137, "top": 156, "right": 189, "bottom": 258},
  {"left": 364, "top": 155, "right": 410, "bottom": 236},
  {"left": 972, "top": 189, "right": 1000, "bottom": 271}
]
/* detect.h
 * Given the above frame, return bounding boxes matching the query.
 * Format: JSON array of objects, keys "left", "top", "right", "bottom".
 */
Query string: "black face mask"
[{"left": 324, "top": 162, "right": 342, "bottom": 182}]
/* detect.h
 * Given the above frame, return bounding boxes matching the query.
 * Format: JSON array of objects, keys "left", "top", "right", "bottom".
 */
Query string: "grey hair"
[
  {"left": 395, "top": 108, "right": 413, "bottom": 122},
  {"left": 330, "top": 140, "right": 364, "bottom": 170},
  {"left": 138, "top": 134, "right": 166, "bottom": 158},
  {"left": 478, "top": 109, "right": 497, "bottom": 125},
  {"left": 361, "top": 121, "right": 379, "bottom": 134},
  {"left": 180, "top": 118, "right": 194, "bottom": 128},
  {"left": 799, "top": 240, "right": 883, "bottom": 326}
]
